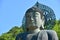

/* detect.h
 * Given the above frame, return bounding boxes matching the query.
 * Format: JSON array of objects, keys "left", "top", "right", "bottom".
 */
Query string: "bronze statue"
[{"left": 15, "top": 2, "right": 58, "bottom": 40}]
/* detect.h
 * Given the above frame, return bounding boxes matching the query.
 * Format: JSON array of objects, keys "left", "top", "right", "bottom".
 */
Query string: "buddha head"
[
  {"left": 23, "top": 7, "right": 45, "bottom": 32},
  {"left": 22, "top": 2, "right": 56, "bottom": 32}
]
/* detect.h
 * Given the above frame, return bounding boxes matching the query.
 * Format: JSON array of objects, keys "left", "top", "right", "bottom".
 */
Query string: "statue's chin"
[{"left": 27, "top": 26, "right": 38, "bottom": 31}]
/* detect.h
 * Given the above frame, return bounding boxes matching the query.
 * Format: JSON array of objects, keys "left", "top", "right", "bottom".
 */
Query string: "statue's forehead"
[
  {"left": 26, "top": 12, "right": 41, "bottom": 17},
  {"left": 35, "top": 12, "right": 41, "bottom": 15}
]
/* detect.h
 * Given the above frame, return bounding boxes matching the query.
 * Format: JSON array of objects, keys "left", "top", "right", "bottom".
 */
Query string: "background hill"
[{"left": 0, "top": 20, "right": 60, "bottom": 40}]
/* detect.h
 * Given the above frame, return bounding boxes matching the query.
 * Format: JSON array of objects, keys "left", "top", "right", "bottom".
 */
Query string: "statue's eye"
[
  {"left": 35, "top": 14, "right": 38, "bottom": 17},
  {"left": 36, "top": 13, "right": 39, "bottom": 15},
  {"left": 35, "top": 12, "right": 40, "bottom": 16}
]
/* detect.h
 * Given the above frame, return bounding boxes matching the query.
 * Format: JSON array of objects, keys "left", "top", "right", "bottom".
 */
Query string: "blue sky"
[{"left": 0, "top": 0, "right": 60, "bottom": 35}]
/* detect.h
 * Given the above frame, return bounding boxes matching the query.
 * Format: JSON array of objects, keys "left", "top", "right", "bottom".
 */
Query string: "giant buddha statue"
[{"left": 15, "top": 2, "right": 58, "bottom": 40}]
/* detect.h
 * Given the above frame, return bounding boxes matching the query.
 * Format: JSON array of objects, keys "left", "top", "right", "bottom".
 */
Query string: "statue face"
[
  {"left": 35, "top": 12, "right": 42, "bottom": 27},
  {"left": 26, "top": 12, "right": 36, "bottom": 27},
  {"left": 26, "top": 11, "right": 44, "bottom": 30}
]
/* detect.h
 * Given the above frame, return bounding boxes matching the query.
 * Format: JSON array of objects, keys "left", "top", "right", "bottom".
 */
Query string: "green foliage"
[
  {"left": 53, "top": 20, "right": 60, "bottom": 40},
  {"left": 0, "top": 26, "right": 24, "bottom": 40}
]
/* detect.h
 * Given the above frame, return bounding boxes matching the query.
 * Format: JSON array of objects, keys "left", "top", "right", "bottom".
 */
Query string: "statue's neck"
[
  {"left": 29, "top": 28, "right": 40, "bottom": 34},
  {"left": 33, "top": 28, "right": 40, "bottom": 33}
]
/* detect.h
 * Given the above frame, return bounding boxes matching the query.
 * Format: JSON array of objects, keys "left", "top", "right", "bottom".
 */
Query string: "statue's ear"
[{"left": 42, "top": 16, "right": 44, "bottom": 20}]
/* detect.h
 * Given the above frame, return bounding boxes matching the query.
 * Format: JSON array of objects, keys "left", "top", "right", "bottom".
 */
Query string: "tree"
[{"left": 0, "top": 26, "right": 24, "bottom": 40}]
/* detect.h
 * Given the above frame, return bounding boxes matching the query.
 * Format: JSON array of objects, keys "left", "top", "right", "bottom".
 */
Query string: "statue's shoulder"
[{"left": 15, "top": 32, "right": 29, "bottom": 40}]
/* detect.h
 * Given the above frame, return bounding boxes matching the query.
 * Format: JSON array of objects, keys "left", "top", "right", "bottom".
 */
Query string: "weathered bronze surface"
[{"left": 15, "top": 2, "right": 58, "bottom": 40}]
